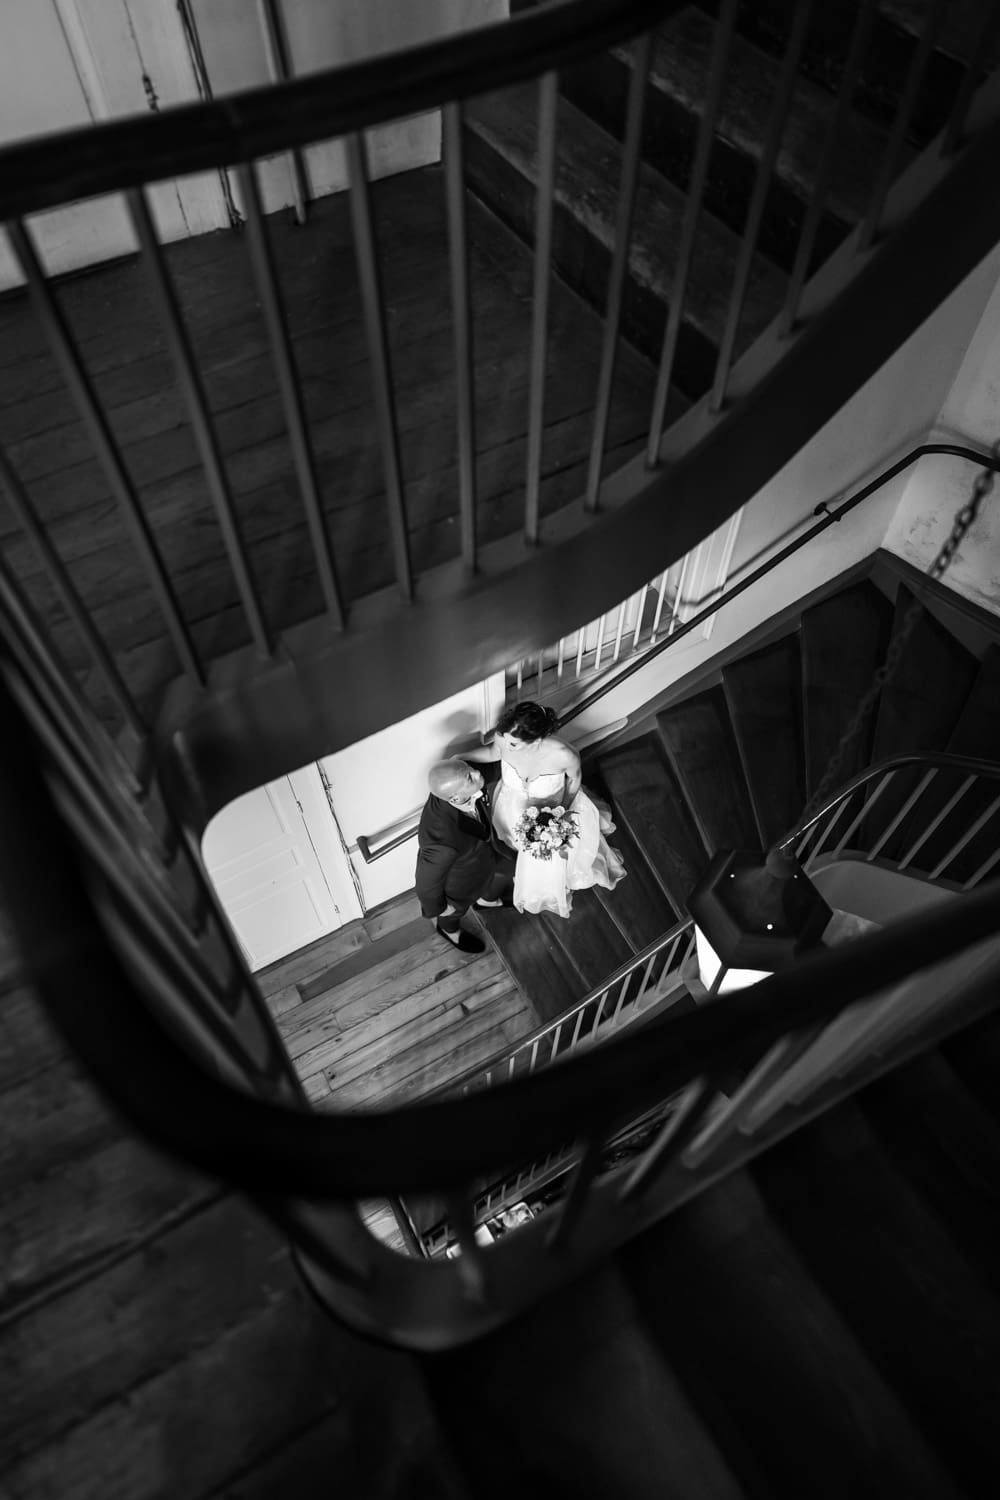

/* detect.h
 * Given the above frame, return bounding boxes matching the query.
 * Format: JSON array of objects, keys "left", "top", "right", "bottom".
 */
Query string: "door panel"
[
  {"left": 0, "top": 0, "right": 227, "bottom": 290},
  {"left": 203, "top": 770, "right": 356, "bottom": 972}
]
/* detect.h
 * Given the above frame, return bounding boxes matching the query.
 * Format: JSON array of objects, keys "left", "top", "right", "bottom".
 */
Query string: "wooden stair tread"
[
  {"left": 948, "top": 645, "right": 1000, "bottom": 759},
  {"left": 872, "top": 588, "right": 979, "bottom": 759},
  {"left": 631, "top": 9, "right": 896, "bottom": 228},
  {"left": 655, "top": 690, "right": 760, "bottom": 854},
  {"left": 537, "top": 886, "right": 634, "bottom": 992},
  {"left": 733, "top": 0, "right": 968, "bottom": 144},
  {"left": 880, "top": 0, "right": 1000, "bottom": 66},
  {"left": 752, "top": 1099, "right": 1000, "bottom": 1496},
  {"left": 940, "top": 1006, "right": 1000, "bottom": 1120},
  {"left": 722, "top": 634, "right": 806, "bottom": 847},
  {"left": 588, "top": 812, "right": 681, "bottom": 949},
  {"left": 623, "top": 1169, "right": 962, "bottom": 1500},
  {"left": 863, "top": 590, "right": 981, "bottom": 862},
  {"left": 856, "top": 1049, "right": 1000, "bottom": 1297},
  {"left": 800, "top": 580, "right": 893, "bottom": 798},
  {"left": 427, "top": 1264, "right": 748, "bottom": 1500},
  {"left": 0, "top": 171, "right": 657, "bottom": 716},
  {"left": 464, "top": 83, "right": 786, "bottom": 354},
  {"left": 475, "top": 906, "right": 584, "bottom": 1023},
  {"left": 597, "top": 736, "right": 708, "bottom": 914}
]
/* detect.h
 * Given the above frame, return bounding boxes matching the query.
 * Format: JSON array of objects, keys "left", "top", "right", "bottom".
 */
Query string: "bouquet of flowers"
[{"left": 513, "top": 804, "right": 580, "bottom": 860}]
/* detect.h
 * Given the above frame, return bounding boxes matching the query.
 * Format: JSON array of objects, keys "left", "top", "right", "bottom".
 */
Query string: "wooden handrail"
[
  {"left": 5, "top": 656, "right": 998, "bottom": 1200},
  {"left": 354, "top": 444, "right": 1000, "bottom": 862},
  {"left": 559, "top": 443, "right": 1000, "bottom": 729},
  {"left": 427, "top": 918, "right": 695, "bottom": 1100},
  {"left": 778, "top": 750, "right": 1000, "bottom": 853},
  {"left": 0, "top": 0, "right": 680, "bottom": 221}
]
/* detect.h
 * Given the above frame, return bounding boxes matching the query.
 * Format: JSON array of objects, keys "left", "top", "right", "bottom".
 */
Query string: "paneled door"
[
  {"left": 202, "top": 766, "right": 362, "bottom": 973},
  {"left": 0, "top": 0, "right": 228, "bottom": 291}
]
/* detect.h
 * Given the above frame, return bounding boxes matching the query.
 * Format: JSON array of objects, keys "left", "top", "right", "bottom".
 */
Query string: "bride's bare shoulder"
[{"left": 546, "top": 737, "right": 580, "bottom": 769}]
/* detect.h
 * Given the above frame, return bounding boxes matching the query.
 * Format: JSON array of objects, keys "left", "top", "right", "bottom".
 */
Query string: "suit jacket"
[{"left": 415, "top": 763, "right": 513, "bottom": 919}]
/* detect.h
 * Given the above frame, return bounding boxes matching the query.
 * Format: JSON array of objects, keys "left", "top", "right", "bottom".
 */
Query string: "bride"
[{"left": 464, "top": 702, "right": 626, "bottom": 918}]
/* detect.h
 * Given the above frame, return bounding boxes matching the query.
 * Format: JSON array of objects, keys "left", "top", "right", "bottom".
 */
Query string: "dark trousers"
[{"left": 438, "top": 864, "right": 513, "bottom": 930}]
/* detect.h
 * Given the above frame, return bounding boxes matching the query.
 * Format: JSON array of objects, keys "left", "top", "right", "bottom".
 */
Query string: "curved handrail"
[
  {"left": 429, "top": 917, "right": 696, "bottom": 1100},
  {"left": 6, "top": 659, "right": 999, "bottom": 1200},
  {"left": 354, "top": 443, "right": 1000, "bottom": 861},
  {"left": 0, "top": 0, "right": 679, "bottom": 219},
  {"left": 777, "top": 750, "right": 1000, "bottom": 854}
]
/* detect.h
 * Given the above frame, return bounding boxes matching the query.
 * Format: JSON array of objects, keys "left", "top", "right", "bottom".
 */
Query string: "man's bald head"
[{"left": 428, "top": 758, "right": 483, "bottom": 805}]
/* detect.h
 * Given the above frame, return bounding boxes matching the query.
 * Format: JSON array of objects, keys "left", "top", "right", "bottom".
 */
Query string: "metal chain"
[{"left": 798, "top": 436, "right": 1000, "bottom": 825}]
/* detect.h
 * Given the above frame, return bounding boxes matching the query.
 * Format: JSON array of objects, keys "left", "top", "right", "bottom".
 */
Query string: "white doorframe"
[
  {"left": 288, "top": 764, "right": 364, "bottom": 924},
  {"left": 55, "top": 0, "right": 230, "bottom": 238}
]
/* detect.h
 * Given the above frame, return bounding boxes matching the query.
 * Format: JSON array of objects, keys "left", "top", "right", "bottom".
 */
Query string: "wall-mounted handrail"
[
  {"left": 559, "top": 442, "right": 1000, "bottom": 729},
  {"left": 6, "top": 654, "right": 998, "bottom": 1203},
  {"left": 0, "top": 0, "right": 680, "bottom": 221},
  {"left": 354, "top": 443, "right": 1000, "bottom": 861}
]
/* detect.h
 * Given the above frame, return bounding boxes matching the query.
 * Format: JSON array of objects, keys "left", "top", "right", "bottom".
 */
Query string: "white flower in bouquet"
[{"left": 513, "top": 803, "right": 580, "bottom": 860}]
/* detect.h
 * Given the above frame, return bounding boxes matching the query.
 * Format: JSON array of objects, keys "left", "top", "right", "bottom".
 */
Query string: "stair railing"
[
  {"left": 5, "top": 0, "right": 1000, "bottom": 1347},
  {"left": 3, "top": 4, "right": 1000, "bottom": 784},
  {"left": 357, "top": 442, "right": 1000, "bottom": 870},
  {"left": 436, "top": 919, "right": 697, "bottom": 1099},
  {"left": 5, "top": 608, "right": 1000, "bottom": 1347},
  {"left": 780, "top": 751, "right": 1000, "bottom": 890},
  {"left": 553, "top": 443, "right": 1000, "bottom": 734}
]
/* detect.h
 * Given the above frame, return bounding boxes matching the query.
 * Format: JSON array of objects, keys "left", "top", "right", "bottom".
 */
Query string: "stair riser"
[
  {"left": 463, "top": 126, "right": 720, "bottom": 395},
  {"left": 557, "top": 46, "right": 845, "bottom": 273},
  {"left": 713, "top": 0, "right": 967, "bottom": 143}
]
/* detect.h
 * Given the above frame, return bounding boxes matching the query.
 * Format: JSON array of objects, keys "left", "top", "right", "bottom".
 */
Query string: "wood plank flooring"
[
  {"left": 0, "top": 164, "right": 656, "bottom": 723},
  {"left": 257, "top": 893, "right": 537, "bottom": 1110}
]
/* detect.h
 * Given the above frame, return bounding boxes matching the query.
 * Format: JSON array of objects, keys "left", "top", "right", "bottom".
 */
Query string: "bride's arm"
[{"left": 554, "top": 742, "right": 583, "bottom": 804}]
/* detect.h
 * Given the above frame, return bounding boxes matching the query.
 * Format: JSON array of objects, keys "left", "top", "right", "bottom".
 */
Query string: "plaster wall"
[
  {"left": 566, "top": 244, "right": 1000, "bottom": 743},
  {"left": 320, "top": 672, "right": 505, "bottom": 912},
  {"left": 0, "top": 0, "right": 227, "bottom": 289},
  {"left": 882, "top": 247, "right": 1000, "bottom": 616},
  {"left": 0, "top": 0, "right": 509, "bottom": 284}
]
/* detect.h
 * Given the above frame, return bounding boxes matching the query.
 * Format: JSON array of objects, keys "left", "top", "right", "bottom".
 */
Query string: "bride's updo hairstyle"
[{"left": 495, "top": 701, "right": 559, "bottom": 743}]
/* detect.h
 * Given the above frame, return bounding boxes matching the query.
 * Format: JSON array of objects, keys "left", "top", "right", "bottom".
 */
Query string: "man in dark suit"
[{"left": 415, "top": 757, "right": 515, "bottom": 953}]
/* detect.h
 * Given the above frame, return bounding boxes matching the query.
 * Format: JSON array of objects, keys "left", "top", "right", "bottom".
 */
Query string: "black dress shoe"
[{"left": 436, "top": 923, "right": 486, "bottom": 954}]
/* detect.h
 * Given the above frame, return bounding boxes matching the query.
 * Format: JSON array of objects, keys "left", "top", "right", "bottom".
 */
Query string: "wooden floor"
[
  {"left": 256, "top": 891, "right": 538, "bottom": 1111},
  {"left": 0, "top": 164, "right": 656, "bottom": 722}
]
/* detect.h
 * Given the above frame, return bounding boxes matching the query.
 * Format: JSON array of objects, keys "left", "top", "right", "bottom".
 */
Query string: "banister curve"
[
  {"left": 6, "top": 662, "right": 998, "bottom": 1201},
  {"left": 354, "top": 447, "right": 1000, "bottom": 862},
  {"left": 778, "top": 750, "right": 1000, "bottom": 854},
  {"left": 0, "top": 0, "right": 682, "bottom": 220},
  {"left": 158, "top": 105, "right": 1000, "bottom": 827}
]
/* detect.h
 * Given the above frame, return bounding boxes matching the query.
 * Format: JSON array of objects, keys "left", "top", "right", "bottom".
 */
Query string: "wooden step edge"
[
  {"left": 717, "top": 671, "right": 770, "bottom": 850},
  {"left": 462, "top": 85, "right": 786, "bottom": 346}
]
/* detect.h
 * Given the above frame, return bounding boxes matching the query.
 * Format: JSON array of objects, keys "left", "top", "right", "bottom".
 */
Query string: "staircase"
[
  {"left": 480, "top": 560, "right": 1000, "bottom": 1015},
  {"left": 418, "top": 570, "right": 1000, "bottom": 1499},
  {"left": 467, "top": 0, "right": 999, "bottom": 403},
  {"left": 425, "top": 1021, "right": 1000, "bottom": 1499},
  {"left": 5, "top": 4, "right": 1000, "bottom": 1496}
]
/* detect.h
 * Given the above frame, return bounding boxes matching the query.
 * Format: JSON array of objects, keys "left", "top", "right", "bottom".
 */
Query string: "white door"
[
  {"left": 202, "top": 766, "right": 361, "bottom": 972},
  {"left": 0, "top": 0, "right": 228, "bottom": 291},
  {"left": 189, "top": 0, "right": 470, "bottom": 216}
]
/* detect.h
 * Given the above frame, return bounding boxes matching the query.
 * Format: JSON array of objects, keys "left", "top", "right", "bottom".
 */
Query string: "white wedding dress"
[{"left": 492, "top": 761, "right": 626, "bottom": 918}]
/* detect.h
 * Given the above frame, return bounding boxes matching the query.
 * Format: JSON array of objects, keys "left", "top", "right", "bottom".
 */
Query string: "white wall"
[
  {"left": 320, "top": 671, "right": 506, "bottom": 911},
  {"left": 882, "top": 245, "right": 1000, "bottom": 616},
  {"left": 0, "top": 0, "right": 227, "bottom": 290},
  {"left": 0, "top": 0, "right": 509, "bottom": 283},
  {"left": 565, "top": 244, "right": 1000, "bottom": 741}
]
